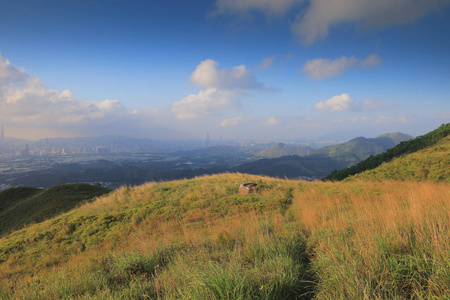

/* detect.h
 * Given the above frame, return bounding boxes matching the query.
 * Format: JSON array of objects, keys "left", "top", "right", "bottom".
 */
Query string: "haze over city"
[{"left": 1, "top": 0, "right": 449, "bottom": 141}]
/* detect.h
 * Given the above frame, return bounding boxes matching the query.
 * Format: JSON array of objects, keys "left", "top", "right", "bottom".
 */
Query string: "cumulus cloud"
[
  {"left": 314, "top": 93, "right": 355, "bottom": 111},
  {"left": 172, "top": 88, "right": 240, "bottom": 120},
  {"left": 174, "top": 59, "right": 270, "bottom": 120},
  {"left": 292, "top": 0, "right": 449, "bottom": 44},
  {"left": 190, "top": 59, "right": 263, "bottom": 90},
  {"left": 220, "top": 117, "right": 242, "bottom": 127},
  {"left": 0, "top": 54, "right": 138, "bottom": 135},
  {"left": 314, "top": 93, "right": 386, "bottom": 112},
  {"left": 302, "top": 54, "right": 381, "bottom": 79},
  {"left": 212, "top": 0, "right": 301, "bottom": 17},
  {"left": 257, "top": 55, "right": 276, "bottom": 70}
]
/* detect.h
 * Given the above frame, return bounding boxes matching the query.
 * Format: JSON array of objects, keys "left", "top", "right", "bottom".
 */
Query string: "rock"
[{"left": 239, "top": 182, "right": 257, "bottom": 195}]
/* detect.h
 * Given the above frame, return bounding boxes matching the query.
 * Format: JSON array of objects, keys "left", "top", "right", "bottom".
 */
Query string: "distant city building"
[
  {"left": 21, "top": 144, "right": 30, "bottom": 156},
  {"left": 0, "top": 124, "right": 4, "bottom": 142},
  {"left": 205, "top": 132, "right": 210, "bottom": 147},
  {"left": 96, "top": 146, "right": 110, "bottom": 154}
]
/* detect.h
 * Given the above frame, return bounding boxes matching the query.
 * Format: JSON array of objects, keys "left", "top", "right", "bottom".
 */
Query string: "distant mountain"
[
  {"left": 232, "top": 132, "right": 412, "bottom": 179},
  {"left": 0, "top": 183, "right": 110, "bottom": 236},
  {"left": 318, "top": 130, "right": 365, "bottom": 143},
  {"left": 0, "top": 136, "right": 30, "bottom": 147},
  {"left": 376, "top": 132, "right": 414, "bottom": 145},
  {"left": 324, "top": 123, "right": 450, "bottom": 181},
  {"left": 233, "top": 155, "right": 347, "bottom": 178},
  {"left": 36, "top": 135, "right": 152, "bottom": 147},
  {"left": 308, "top": 132, "right": 412, "bottom": 166},
  {"left": 256, "top": 143, "right": 315, "bottom": 158}
]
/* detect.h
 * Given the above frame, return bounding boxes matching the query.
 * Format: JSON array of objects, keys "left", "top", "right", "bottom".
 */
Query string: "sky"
[{"left": 0, "top": 0, "right": 449, "bottom": 141}]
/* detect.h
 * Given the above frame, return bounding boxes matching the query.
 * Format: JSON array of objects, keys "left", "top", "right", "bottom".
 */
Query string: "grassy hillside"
[
  {"left": 0, "top": 173, "right": 449, "bottom": 299},
  {"left": 0, "top": 183, "right": 110, "bottom": 236},
  {"left": 347, "top": 135, "right": 450, "bottom": 182},
  {"left": 233, "top": 155, "right": 347, "bottom": 178},
  {"left": 324, "top": 123, "right": 450, "bottom": 181},
  {"left": 309, "top": 133, "right": 412, "bottom": 166},
  {"left": 256, "top": 143, "right": 315, "bottom": 158}
]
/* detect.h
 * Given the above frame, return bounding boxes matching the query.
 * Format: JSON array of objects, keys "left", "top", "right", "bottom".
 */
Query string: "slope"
[
  {"left": 347, "top": 135, "right": 450, "bottom": 182},
  {"left": 233, "top": 155, "right": 347, "bottom": 178},
  {"left": 324, "top": 123, "right": 450, "bottom": 181},
  {"left": 0, "top": 173, "right": 448, "bottom": 299},
  {"left": 309, "top": 132, "right": 412, "bottom": 166},
  {"left": 256, "top": 143, "right": 315, "bottom": 158},
  {"left": 0, "top": 183, "right": 110, "bottom": 236}
]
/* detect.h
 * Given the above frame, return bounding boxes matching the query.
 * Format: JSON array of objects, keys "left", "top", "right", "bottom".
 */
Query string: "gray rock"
[{"left": 239, "top": 182, "right": 257, "bottom": 195}]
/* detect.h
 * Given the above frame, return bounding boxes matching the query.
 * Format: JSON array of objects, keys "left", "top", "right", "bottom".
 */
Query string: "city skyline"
[{"left": 0, "top": 0, "right": 449, "bottom": 140}]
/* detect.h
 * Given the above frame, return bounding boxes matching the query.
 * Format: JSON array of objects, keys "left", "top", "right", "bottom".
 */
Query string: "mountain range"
[
  {"left": 235, "top": 132, "right": 413, "bottom": 178},
  {"left": 256, "top": 143, "right": 315, "bottom": 158}
]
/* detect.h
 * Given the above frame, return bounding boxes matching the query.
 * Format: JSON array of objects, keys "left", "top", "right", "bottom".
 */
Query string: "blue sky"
[{"left": 0, "top": 0, "right": 449, "bottom": 140}]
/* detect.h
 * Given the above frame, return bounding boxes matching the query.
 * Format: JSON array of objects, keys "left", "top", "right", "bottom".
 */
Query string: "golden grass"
[{"left": 0, "top": 173, "right": 449, "bottom": 298}]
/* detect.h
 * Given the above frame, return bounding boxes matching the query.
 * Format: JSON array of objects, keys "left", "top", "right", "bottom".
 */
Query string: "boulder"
[{"left": 239, "top": 182, "right": 257, "bottom": 195}]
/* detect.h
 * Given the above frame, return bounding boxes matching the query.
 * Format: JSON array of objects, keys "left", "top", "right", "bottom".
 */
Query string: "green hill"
[
  {"left": 0, "top": 183, "right": 110, "bottom": 236},
  {"left": 309, "top": 133, "right": 412, "bottom": 166},
  {"left": 233, "top": 155, "right": 347, "bottom": 178},
  {"left": 324, "top": 123, "right": 450, "bottom": 181},
  {"left": 347, "top": 135, "right": 450, "bottom": 182},
  {"left": 256, "top": 143, "right": 315, "bottom": 158},
  {"left": 0, "top": 174, "right": 449, "bottom": 299},
  {"left": 376, "top": 132, "right": 413, "bottom": 145}
]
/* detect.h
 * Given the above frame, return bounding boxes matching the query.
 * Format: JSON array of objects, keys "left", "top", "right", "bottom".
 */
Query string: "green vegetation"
[
  {"left": 309, "top": 132, "right": 412, "bottom": 166},
  {"left": 233, "top": 155, "right": 347, "bottom": 178},
  {"left": 256, "top": 143, "right": 315, "bottom": 158},
  {"left": 324, "top": 123, "right": 450, "bottom": 181},
  {"left": 0, "top": 183, "right": 110, "bottom": 236},
  {"left": 0, "top": 173, "right": 449, "bottom": 299},
  {"left": 347, "top": 135, "right": 450, "bottom": 182}
]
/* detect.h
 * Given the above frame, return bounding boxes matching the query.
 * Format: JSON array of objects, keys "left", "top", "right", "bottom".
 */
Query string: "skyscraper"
[
  {"left": 206, "top": 132, "right": 210, "bottom": 147},
  {"left": 0, "top": 124, "right": 4, "bottom": 142}
]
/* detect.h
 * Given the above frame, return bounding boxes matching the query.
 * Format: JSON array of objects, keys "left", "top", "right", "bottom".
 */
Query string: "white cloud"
[
  {"left": 174, "top": 59, "right": 271, "bottom": 120},
  {"left": 434, "top": 112, "right": 450, "bottom": 120},
  {"left": 314, "top": 93, "right": 354, "bottom": 111},
  {"left": 375, "top": 115, "right": 409, "bottom": 124},
  {"left": 266, "top": 117, "right": 280, "bottom": 125},
  {"left": 220, "top": 117, "right": 242, "bottom": 127},
  {"left": 172, "top": 88, "right": 240, "bottom": 120},
  {"left": 349, "top": 116, "right": 368, "bottom": 122},
  {"left": 190, "top": 59, "right": 263, "bottom": 90},
  {"left": 212, "top": 0, "right": 301, "bottom": 17},
  {"left": 0, "top": 54, "right": 138, "bottom": 135},
  {"left": 361, "top": 98, "right": 386, "bottom": 110},
  {"left": 292, "top": 0, "right": 449, "bottom": 44},
  {"left": 302, "top": 54, "right": 381, "bottom": 79},
  {"left": 314, "top": 93, "right": 386, "bottom": 112},
  {"left": 257, "top": 55, "right": 276, "bottom": 70}
]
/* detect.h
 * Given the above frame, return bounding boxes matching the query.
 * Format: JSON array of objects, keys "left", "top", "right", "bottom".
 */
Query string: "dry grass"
[{"left": 0, "top": 173, "right": 449, "bottom": 299}]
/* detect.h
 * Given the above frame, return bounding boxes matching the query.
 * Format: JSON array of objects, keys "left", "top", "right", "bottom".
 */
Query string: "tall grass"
[{"left": 0, "top": 174, "right": 449, "bottom": 299}]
